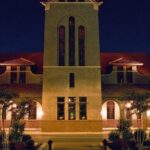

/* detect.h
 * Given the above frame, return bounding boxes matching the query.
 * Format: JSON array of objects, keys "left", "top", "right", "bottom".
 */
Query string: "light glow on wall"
[
  {"left": 36, "top": 102, "right": 44, "bottom": 119},
  {"left": 147, "top": 110, "right": 150, "bottom": 118}
]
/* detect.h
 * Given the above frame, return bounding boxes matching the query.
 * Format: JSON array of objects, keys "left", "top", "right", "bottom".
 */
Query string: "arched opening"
[
  {"left": 101, "top": 100, "right": 120, "bottom": 120},
  {"left": 4, "top": 101, "right": 43, "bottom": 120}
]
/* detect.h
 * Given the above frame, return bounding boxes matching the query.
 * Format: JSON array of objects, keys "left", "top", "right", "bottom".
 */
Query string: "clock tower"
[{"left": 41, "top": 0, "right": 103, "bottom": 132}]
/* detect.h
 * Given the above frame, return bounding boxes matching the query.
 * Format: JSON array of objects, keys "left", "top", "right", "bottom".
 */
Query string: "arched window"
[
  {"left": 69, "top": 17, "right": 75, "bottom": 66},
  {"left": 58, "top": 26, "right": 65, "bottom": 66},
  {"left": 78, "top": 25, "right": 85, "bottom": 66},
  {"left": 107, "top": 101, "right": 115, "bottom": 119}
]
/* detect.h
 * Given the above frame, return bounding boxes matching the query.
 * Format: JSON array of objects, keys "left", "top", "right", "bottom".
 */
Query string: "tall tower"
[{"left": 41, "top": 0, "right": 103, "bottom": 132}]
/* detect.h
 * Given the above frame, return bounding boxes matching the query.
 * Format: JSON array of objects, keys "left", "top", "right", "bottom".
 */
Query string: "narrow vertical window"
[
  {"left": 78, "top": 26, "right": 85, "bottom": 66},
  {"left": 107, "top": 101, "right": 115, "bottom": 119},
  {"left": 79, "top": 97, "right": 87, "bottom": 120},
  {"left": 29, "top": 101, "right": 37, "bottom": 119},
  {"left": 69, "top": 17, "right": 75, "bottom": 66},
  {"left": 57, "top": 97, "right": 65, "bottom": 120},
  {"left": 11, "top": 66, "right": 17, "bottom": 83},
  {"left": 19, "top": 66, "right": 26, "bottom": 83},
  {"left": 68, "top": 97, "right": 76, "bottom": 120},
  {"left": 58, "top": 26, "right": 65, "bottom": 66},
  {"left": 117, "top": 66, "right": 124, "bottom": 83},
  {"left": 126, "top": 67, "right": 133, "bottom": 83},
  {"left": 69, "top": 73, "right": 75, "bottom": 88}
]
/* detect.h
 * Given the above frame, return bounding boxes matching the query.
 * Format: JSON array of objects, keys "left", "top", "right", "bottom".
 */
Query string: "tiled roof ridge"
[
  {"left": 109, "top": 56, "right": 144, "bottom": 66},
  {"left": 0, "top": 57, "right": 35, "bottom": 66}
]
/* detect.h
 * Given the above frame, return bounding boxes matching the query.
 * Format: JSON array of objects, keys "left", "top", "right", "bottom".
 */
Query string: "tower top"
[
  {"left": 40, "top": 0, "right": 103, "bottom": 11},
  {"left": 40, "top": 0, "right": 103, "bottom": 2}
]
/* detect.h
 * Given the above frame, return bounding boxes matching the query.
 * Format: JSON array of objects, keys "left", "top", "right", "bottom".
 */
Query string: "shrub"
[
  {"left": 134, "top": 129, "right": 146, "bottom": 144},
  {"left": 22, "top": 134, "right": 32, "bottom": 143},
  {"left": 143, "top": 139, "right": 150, "bottom": 146},
  {"left": 118, "top": 119, "right": 132, "bottom": 133},
  {"left": 108, "top": 130, "right": 120, "bottom": 142},
  {"left": 9, "top": 120, "right": 25, "bottom": 143},
  {"left": 122, "top": 130, "right": 133, "bottom": 141}
]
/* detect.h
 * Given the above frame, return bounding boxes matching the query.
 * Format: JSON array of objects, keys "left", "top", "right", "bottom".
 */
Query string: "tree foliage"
[{"left": 121, "top": 91, "right": 150, "bottom": 116}]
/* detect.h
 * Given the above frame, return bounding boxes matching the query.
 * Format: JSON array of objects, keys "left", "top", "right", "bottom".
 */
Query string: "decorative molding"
[{"left": 43, "top": 65, "right": 101, "bottom": 69}]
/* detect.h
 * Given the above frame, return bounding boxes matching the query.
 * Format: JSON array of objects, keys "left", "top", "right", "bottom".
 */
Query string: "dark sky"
[{"left": 0, "top": 0, "right": 150, "bottom": 53}]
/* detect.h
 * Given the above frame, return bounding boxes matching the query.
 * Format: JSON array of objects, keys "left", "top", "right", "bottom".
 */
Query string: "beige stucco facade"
[
  {"left": 42, "top": 2, "right": 102, "bottom": 132},
  {"left": 0, "top": 66, "right": 42, "bottom": 84},
  {"left": 102, "top": 65, "right": 150, "bottom": 84}
]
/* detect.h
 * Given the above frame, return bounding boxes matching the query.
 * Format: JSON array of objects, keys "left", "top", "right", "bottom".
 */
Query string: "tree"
[
  {"left": 120, "top": 91, "right": 150, "bottom": 150},
  {"left": 0, "top": 89, "right": 19, "bottom": 150},
  {"left": 122, "top": 91, "right": 150, "bottom": 118}
]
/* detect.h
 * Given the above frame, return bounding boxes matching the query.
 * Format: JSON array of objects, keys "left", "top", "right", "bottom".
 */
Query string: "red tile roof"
[
  {"left": 109, "top": 57, "right": 143, "bottom": 66},
  {"left": 100, "top": 53, "right": 150, "bottom": 75},
  {"left": 0, "top": 52, "right": 149, "bottom": 75},
  {"left": 0, "top": 53, "right": 43, "bottom": 74},
  {"left": 0, "top": 58, "right": 35, "bottom": 66}
]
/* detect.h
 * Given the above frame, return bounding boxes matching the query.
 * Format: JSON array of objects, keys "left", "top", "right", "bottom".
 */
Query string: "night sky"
[{"left": 0, "top": 0, "right": 150, "bottom": 53}]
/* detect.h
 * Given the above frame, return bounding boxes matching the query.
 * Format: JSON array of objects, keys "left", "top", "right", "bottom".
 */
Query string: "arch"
[
  {"left": 4, "top": 101, "right": 43, "bottom": 120},
  {"left": 101, "top": 100, "right": 120, "bottom": 120},
  {"left": 27, "top": 101, "right": 43, "bottom": 120},
  {"left": 58, "top": 25, "right": 65, "bottom": 66},
  {"left": 78, "top": 25, "right": 85, "bottom": 66},
  {"left": 69, "top": 16, "right": 75, "bottom": 66}
]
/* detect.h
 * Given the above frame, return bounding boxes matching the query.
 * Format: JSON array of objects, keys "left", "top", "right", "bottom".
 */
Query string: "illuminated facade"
[
  {"left": 0, "top": 1, "right": 149, "bottom": 132},
  {"left": 41, "top": 0, "right": 103, "bottom": 132}
]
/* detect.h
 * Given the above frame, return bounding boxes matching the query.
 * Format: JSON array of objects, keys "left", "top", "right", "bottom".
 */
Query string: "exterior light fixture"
[{"left": 126, "top": 102, "right": 132, "bottom": 109}]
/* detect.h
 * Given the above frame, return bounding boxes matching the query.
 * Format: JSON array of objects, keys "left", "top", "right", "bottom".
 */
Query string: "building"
[
  {"left": 101, "top": 53, "right": 150, "bottom": 130},
  {"left": 0, "top": 52, "right": 150, "bottom": 131},
  {"left": 0, "top": 0, "right": 104, "bottom": 132},
  {"left": 41, "top": 0, "right": 103, "bottom": 132},
  {"left": 0, "top": 0, "right": 150, "bottom": 132}
]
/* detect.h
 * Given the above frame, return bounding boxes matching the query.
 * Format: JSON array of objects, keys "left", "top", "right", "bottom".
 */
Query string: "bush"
[
  {"left": 118, "top": 119, "right": 132, "bottom": 133},
  {"left": 143, "top": 139, "right": 150, "bottom": 146},
  {"left": 108, "top": 130, "right": 120, "bottom": 142},
  {"left": 22, "top": 134, "right": 32, "bottom": 143},
  {"left": 122, "top": 130, "right": 133, "bottom": 141},
  {"left": 9, "top": 120, "right": 25, "bottom": 143},
  {"left": 134, "top": 129, "right": 146, "bottom": 144}
]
